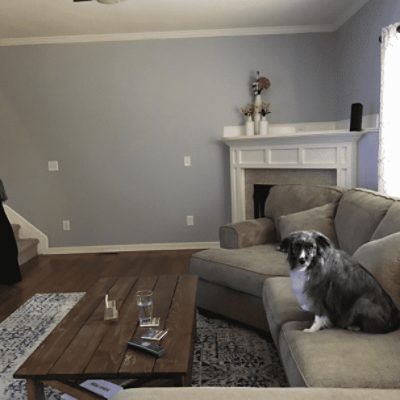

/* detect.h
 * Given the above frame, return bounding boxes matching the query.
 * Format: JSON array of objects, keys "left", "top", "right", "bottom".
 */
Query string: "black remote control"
[{"left": 127, "top": 338, "right": 166, "bottom": 357}]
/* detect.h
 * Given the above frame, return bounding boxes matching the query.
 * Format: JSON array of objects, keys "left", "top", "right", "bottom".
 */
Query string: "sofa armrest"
[{"left": 219, "top": 217, "right": 276, "bottom": 249}]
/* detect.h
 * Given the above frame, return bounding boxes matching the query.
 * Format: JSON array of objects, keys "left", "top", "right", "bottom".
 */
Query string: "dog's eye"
[{"left": 293, "top": 243, "right": 302, "bottom": 252}]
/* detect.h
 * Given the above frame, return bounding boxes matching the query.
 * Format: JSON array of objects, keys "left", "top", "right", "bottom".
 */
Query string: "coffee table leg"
[{"left": 26, "top": 379, "right": 45, "bottom": 400}]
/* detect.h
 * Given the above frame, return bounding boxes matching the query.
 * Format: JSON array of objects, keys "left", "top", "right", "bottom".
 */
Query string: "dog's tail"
[{"left": 388, "top": 307, "right": 400, "bottom": 332}]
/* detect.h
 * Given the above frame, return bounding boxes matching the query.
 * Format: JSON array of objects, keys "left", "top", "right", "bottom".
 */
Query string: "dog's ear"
[
  {"left": 313, "top": 232, "right": 332, "bottom": 254},
  {"left": 278, "top": 237, "right": 290, "bottom": 253},
  {"left": 279, "top": 233, "right": 297, "bottom": 253}
]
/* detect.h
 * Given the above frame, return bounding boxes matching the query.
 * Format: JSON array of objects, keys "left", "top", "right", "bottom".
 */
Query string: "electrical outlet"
[
  {"left": 186, "top": 215, "right": 194, "bottom": 226},
  {"left": 48, "top": 161, "right": 59, "bottom": 172},
  {"left": 62, "top": 220, "right": 71, "bottom": 231},
  {"left": 184, "top": 156, "right": 191, "bottom": 167}
]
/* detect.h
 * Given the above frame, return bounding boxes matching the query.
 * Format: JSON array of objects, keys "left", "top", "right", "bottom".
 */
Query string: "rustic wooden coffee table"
[{"left": 15, "top": 274, "right": 198, "bottom": 399}]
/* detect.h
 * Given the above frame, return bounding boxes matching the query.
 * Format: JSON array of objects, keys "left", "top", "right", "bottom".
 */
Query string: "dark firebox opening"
[{"left": 253, "top": 184, "right": 274, "bottom": 218}]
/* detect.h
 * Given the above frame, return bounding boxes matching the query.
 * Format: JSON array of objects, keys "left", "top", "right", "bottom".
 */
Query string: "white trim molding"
[
  {"left": 4, "top": 204, "right": 217, "bottom": 254},
  {"left": 45, "top": 242, "right": 219, "bottom": 255},
  {"left": 0, "top": 24, "right": 335, "bottom": 47},
  {"left": 4, "top": 204, "right": 49, "bottom": 254}
]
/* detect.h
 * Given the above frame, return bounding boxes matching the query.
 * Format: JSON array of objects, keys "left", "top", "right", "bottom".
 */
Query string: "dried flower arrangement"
[
  {"left": 240, "top": 71, "right": 271, "bottom": 135},
  {"left": 261, "top": 101, "right": 271, "bottom": 117},
  {"left": 252, "top": 71, "right": 271, "bottom": 96},
  {"left": 240, "top": 104, "right": 255, "bottom": 117}
]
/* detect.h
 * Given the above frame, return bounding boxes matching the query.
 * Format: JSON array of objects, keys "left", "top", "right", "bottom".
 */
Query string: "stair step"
[
  {"left": 12, "top": 223, "right": 21, "bottom": 239},
  {"left": 17, "top": 238, "right": 39, "bottom": 265}
]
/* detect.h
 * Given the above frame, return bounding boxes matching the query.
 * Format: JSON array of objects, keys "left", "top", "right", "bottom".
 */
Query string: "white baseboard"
[
  {"left": 44, "top": 241, "right": 219, "bottom": 255},
  {"left": 4, "top": 205, "right": 218, "bottom": 255},
  {"left": 4, "top": 204, "right": 49, "bottom": 254}
]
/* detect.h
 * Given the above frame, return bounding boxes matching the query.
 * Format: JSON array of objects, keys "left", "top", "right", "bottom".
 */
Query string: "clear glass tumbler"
[{"left": 136, "top": 289, "right": 153, "bottom": 325}]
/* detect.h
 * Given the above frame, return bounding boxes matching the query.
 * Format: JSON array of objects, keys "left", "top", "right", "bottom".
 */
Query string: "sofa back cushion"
[
  {"left": 371, "top": 201, "right": 400, "bottom": 240},
  {"left": 279, "top": 203, "right": 339, "bottom": 247},
  {"left": 264, "top": 185, "right": 344, "bottom": 239},
  {"left": 353, "top": 232, "right": 400, "bottom": 309},
  {"left": 334, "top": 189, "right": 393, "bottom": 255}
]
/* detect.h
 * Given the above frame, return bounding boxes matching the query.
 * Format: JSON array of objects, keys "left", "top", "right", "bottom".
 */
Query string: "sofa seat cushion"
[
  {"left": 190, "top": 245, "right": 288, "bottom": 297},
  {"left": 279, "top": 321, "right": 400, "bottom": 388},
  {"left": 279, "top": 203, "right": 339, "bottom": 247},
  {"left": 334, "top": 189, "right": 393, "bottom": 255},
  {"left": 262, "top": 277, "right": 313, "bottom": 345}
]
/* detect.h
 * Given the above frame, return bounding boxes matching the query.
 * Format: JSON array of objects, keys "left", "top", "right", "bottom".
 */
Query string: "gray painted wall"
[
  {"left": 335, "top": 0, "right": 400, "bottom": 190},
  {"left": 0, "top": 34, "right": 336, "bottom": 246}
]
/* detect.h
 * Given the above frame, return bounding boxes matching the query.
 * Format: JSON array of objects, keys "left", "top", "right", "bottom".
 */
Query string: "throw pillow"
[
  {"left": 371, "top": 201, "right": 400, "bottom": 240},
  {"left": 353, "top": 232, "right": 400, "bottom": 309},
  {"left": 279, "top": 203, "right": 339, "bottom": 247}
]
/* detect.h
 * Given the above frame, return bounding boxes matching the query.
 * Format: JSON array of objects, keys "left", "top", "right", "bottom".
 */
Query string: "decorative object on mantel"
[
  {"left": 239, "top": 71, "right": 271, "bottom": 135},
  {"left": 240, "top": 104, "right": 255, "bottom": 136},
  {"left": 350, "top": 103, "right": 363, "bottom": 131},
  {"left": 260, "top": 101, "right": 271, "bottom": 136},
  {"left": 252, "top": 71, "right": 271, "bottom": 134}
]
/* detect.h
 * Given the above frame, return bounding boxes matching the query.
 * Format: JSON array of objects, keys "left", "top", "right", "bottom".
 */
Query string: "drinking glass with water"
[{"left": 136, "top": 289, "right": 153, "bottom": 326}]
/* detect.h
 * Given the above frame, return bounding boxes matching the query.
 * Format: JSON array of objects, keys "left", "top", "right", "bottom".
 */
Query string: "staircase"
[{"left": 12, "top": 223, "right": 39, "bottom": 265}]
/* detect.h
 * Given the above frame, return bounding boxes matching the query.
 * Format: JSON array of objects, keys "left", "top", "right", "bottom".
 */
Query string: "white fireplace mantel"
[{"left": 222, "top": 128, "right": 370, "bottom": 222}]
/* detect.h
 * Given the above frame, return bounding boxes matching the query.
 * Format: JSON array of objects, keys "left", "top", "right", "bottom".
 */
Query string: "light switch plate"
[
  {"left": 184, "top": 156, "right": 191, "bottom": 167},
  {"left": 62, "top": 220, "right": 70, "bottom": 231}
]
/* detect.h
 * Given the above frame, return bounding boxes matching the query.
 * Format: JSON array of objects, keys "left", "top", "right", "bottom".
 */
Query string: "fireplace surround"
[{"left": 222, "top": 122, "right": 371, "bottom": 222}]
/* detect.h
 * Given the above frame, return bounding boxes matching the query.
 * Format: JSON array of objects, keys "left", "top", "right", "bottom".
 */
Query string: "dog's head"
[{"left": 279, "top": 231, "right": 332, "bottom": 270}]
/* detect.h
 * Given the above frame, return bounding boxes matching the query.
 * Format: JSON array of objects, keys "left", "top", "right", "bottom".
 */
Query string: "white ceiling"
[{"left": 0, "top": 0, "right": 369, "bottom": 44}]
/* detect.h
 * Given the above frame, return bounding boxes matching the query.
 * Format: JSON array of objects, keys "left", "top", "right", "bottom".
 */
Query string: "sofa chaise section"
[{"left": 261, "top": 188, "right": 400, "bottom": 388}]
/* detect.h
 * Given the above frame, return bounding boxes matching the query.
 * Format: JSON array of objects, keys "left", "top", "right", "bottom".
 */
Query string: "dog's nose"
[{"left": 299, "top": 258, "right": 306, "bottom": 265}]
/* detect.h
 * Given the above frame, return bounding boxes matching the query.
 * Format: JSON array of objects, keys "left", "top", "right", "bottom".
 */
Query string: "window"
[{"left": 378, "top": 23, "right": 400, "bottom": 197}]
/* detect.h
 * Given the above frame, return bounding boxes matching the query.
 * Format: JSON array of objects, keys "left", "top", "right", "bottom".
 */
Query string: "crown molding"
[
  {"left": 0, "top": 24, "right": 335, "bottom": 47},
  {"left": 333, "top": 0, "right": 369, "bottom": 30}
]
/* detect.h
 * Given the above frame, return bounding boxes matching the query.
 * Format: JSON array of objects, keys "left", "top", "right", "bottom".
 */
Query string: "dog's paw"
[
  {"left": 347, "top": 325, "right": 361, "bottom": 332},
  {"left": 303, "top": 328, "right": 314, "bottom": 333}
]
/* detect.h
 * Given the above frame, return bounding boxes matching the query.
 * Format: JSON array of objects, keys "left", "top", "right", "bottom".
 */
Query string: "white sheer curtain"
[{"left": 378, "top": 23, "right": 400, "bottom": 197}]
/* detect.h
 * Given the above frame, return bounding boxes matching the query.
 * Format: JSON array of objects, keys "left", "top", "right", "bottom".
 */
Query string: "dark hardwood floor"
[{"left": 0, "top": 250, "right": 198, "bottom": 323}]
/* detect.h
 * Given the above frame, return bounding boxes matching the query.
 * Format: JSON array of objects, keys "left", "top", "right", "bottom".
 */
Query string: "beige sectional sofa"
[{"left": 189, "top": 185, "right": 400, "bottom": 389}]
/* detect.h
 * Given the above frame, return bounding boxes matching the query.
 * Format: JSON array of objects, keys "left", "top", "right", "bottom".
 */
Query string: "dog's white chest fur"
[{"left": 289, "top": 267, "right": 312, "bottom": 312}]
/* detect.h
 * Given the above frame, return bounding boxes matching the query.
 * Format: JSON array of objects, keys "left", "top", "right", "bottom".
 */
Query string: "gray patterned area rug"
[
  {"left": 1, "top": 294, "right": 287, "bottom": 399},
  {"left": 0, "top": 292, "right": 85, "bottom": 400},
  {"left": 192, "top": 313, "right": 288, "bottom": 387}
]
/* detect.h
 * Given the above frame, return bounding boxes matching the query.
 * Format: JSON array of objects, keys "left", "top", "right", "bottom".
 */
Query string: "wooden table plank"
[
  {"left": 153, "top": 275, "right": 198, "bottom": 375},
  {"left": 48, "top": 277, "right": 135, "bottom": 377},
  {"left": 84, "top": 275, "right": 159, "bottom": 376},
  {"left": 118, "top": 275, "right": 179, "bottom": 376},
  {"left": 15, "top": 277, "right": 118, "bottom": 379}
]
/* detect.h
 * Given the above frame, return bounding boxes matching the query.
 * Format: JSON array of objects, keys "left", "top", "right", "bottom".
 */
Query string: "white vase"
[
  {"left": 254, "top": 94, "right": 262, "bottom": 113},
  {"left": 260, "top": 117, "right": 269, "bottom": 136},
  {"left": 245, "top": 117, "right": 255, "bottom": 136},
  {"left": 254, "top": 112, "right": 261, "bottom": 135},
  {"left": 253, "top": 94, "right": 262, "bottom": 135}
]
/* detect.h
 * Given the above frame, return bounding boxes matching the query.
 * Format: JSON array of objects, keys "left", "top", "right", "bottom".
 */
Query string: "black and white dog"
[{"left": 280, "top": 231, "right": 399, "bottom": 333}]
